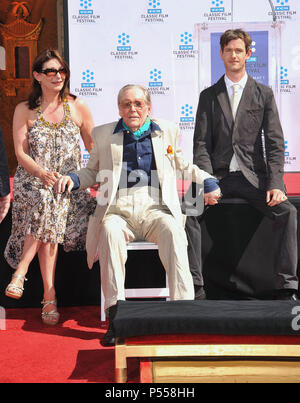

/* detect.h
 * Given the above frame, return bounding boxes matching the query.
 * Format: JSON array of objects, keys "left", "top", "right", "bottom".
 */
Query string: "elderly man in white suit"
[{"left": 56, "top": 84, "right": 220, "bottom": 345}]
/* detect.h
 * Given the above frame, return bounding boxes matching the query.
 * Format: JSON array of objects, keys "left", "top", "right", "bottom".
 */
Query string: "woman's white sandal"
[
  {"left": 41, "top": 299, "right": 60, "bottom": 326},
  {"left": 5, "top": 274, "right": 28, "bottom": 299}
]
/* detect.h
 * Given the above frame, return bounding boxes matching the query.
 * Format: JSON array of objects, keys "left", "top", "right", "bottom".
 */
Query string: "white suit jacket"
[{"left": 76, "top": 118, "right": 213, "bottom": 268}]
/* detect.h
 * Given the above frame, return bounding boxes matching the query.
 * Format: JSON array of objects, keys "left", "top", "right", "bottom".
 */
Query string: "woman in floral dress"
[{"left": 4, "top": 49, "right": 96, "bottom": 325}]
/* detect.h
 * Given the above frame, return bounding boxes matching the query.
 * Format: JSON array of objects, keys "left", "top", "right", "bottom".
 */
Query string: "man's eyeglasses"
[
  {"left": 40, "top": 68, "right": 67, "bottom": 77},
  {"left": 119, "top": 101, "right": 147, "bottom": 110}
]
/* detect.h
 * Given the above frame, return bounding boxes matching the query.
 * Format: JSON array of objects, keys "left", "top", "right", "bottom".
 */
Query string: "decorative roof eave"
[{"left": 0, "top": 18, "right": 43, "bottom": 40}]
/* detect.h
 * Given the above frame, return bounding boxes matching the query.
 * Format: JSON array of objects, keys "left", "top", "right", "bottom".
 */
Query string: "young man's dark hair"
[{"left": 220, "top": 29, "right": 252, "bottom": 53}]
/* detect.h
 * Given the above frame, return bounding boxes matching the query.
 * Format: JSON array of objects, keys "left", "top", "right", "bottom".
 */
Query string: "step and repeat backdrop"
[{"left": 66, "top": 0, "right": 300, "bottom": 172}]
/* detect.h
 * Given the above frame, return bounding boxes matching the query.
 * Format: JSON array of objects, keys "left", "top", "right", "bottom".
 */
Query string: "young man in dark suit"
[
  {"left": 186, "top": 29, "right": 298, "bottom": 300},
  {"left": 0, "top": 127, "right": 10, "bottom": 223}
]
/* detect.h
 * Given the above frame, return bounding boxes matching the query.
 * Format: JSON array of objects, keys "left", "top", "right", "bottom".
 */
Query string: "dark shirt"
[{"left": 114, "top": 119, "right": 159, "bottom": 189}]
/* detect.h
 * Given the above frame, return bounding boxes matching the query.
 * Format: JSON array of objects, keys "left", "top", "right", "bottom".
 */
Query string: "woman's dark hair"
[
  {"left": 220, "top": 29, "right": 252, "bottom": 53},
  {"left": 28, "top": 49, "right": 75, "bottom": 110}
]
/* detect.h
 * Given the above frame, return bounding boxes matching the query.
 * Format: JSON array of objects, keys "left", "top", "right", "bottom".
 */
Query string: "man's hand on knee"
[{"left": 266, "top": 189, "right": 287, "bottom": 207}]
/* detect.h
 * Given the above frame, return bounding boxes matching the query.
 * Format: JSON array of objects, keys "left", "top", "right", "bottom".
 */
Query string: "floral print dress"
[{"left": 4, "top": 99, "right": 96, "bottom": 269}]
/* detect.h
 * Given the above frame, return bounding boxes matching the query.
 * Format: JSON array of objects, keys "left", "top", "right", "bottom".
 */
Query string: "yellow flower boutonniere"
[
  {"left": 166, "top": 145, "right": 175, "bottom": 168},
  {"left": 167, "top": 145, "right": 174, "bottom": 155}
]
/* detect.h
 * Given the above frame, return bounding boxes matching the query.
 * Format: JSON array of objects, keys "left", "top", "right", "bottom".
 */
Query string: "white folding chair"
[{"left": 100, "top": 241, "right": 169, "bottom": 322}]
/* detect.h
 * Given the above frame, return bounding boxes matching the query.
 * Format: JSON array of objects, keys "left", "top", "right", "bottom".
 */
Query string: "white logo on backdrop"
[
  {"left": 173, "top": 32, "right": 198, "bottom": 60},
  {"left": 74, "top": 69, "right": 103, "bottom": 97},
  {"left": 141, "top": 0, "right": 169, "bottom": 23},
  {"left": 111, "top": 33, "right": 138, "bottom": 61},
  {"left": 71, "top": 0, "right": 101, "bottom": 24},
  {"left": 269, "top": 0, "right": 297, "bottom": 20},
  {"left": 203, "top": 0, "right": 232, "bottom": 21}
]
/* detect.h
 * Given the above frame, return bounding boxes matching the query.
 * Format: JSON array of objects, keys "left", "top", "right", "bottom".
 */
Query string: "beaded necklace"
[{"left": 37, "top": 98, "right": 71, "bottom": 129}]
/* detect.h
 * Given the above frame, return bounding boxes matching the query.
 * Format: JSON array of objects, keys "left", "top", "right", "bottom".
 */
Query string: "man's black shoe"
[
  {"left": 194, "top": 285, "right": 206, "bottom": 300},
  {"left": 100, "top": 330, "right": 115, "bottom": 347},
  {"left": 275, "top": 290, "right": 298, "bottom": 301},
  {"left": 100, "top": 304, "right": 117, "bottom": 347}
]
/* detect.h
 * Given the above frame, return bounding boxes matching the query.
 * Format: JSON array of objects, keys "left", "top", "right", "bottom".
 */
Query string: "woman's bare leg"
[{"left": 38, "top": 242, "right": 59, "bottom": 318}]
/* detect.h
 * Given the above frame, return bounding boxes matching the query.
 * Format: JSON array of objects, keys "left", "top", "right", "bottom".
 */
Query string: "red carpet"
[
  {"left": 0, "top": 306, "right": 139, "bottom": 383},
  {"left": 284, "top": 173, "right": 300, "bottom": 196}
]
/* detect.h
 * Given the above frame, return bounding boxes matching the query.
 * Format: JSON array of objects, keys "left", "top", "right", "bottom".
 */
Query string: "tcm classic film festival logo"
[
  {"left": 173, "top": 32, "right": 198, "bottom": 60},
  {"left": 72, "top": 0, "right": 101, "bottom": 24},
  {"left": 284, "top": 140, "right": 297, "bottom": 167},
  {"left": 74, "top": 69, "right": 103, "bottom": 97},
  {"left": 141, "top": 0, "right": 169, "bottom": 23},
  {"left": 147, "top": 68, "right": 170, "bottom": 95},
  {"left": 111, "top": 33, "right": 138, "bottom": 61},
  {"left": 280, "top": 66, "right": 297, "bottom": 94},
  {"left": 81, "top": 146, "right": 90, "bottom": 168},
  {"left": 269, "top": 0, "right": 297, "bottom": 20},
  {"left": 179, "top": 104, "right": 195, "bottom": 132},
  {"left": 203, "top": 0, "right": 232, "bottom": 21}
]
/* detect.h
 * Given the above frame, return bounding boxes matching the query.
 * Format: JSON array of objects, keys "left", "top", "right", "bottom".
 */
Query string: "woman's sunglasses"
[{"left": 40, "top": 68, "right": 67, "bottom": 77}]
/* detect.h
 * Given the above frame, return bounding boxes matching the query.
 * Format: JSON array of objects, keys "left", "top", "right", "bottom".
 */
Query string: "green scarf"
[{"left": 122, "top": 117, "right": 151, "bottom": 139}]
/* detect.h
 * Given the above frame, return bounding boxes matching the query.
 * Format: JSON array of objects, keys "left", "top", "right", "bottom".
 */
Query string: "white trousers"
[{"left": 98, "top": 186, "right": 195, "bottom": 310}]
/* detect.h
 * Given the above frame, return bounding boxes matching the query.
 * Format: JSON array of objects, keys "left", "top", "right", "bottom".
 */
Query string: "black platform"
[{"left": 112, "top": 300, "right": 300, "bottom": 338}]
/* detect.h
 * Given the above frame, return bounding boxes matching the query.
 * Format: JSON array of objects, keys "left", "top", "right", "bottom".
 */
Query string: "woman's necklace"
[{"left": 40, "top": 99, "right": 65, "bottom": 124}]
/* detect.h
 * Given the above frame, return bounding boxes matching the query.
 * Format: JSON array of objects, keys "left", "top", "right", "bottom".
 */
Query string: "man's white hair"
[{"left": 118, "top": 84, "right": 151, "bottom": 105}]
